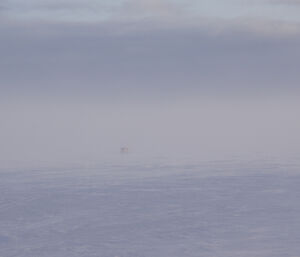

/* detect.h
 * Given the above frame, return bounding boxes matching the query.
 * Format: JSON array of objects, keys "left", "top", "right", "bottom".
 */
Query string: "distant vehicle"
[{"left": 120, "top": 147, "right": 129, "bottom": 154}]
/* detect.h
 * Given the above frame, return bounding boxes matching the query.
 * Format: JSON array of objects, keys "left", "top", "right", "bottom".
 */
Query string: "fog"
[
  {"left": 2, "top": 3, "right": 300, "bottom": 256},
  {"left": 1, "top": 21, "right": 300, "bottom": 167},
  {"left": 1, "top": 92, "right": 299, "bottom": 167}
]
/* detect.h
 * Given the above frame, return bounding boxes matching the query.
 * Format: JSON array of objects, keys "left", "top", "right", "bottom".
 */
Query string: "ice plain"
[{"left": 1, "top": 156, "right": 300, "bottom": 257}]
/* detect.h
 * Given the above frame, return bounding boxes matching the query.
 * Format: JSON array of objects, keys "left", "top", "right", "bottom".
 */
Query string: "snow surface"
[{"left": 1, "top": 158, "right": 300, "bottom": 257}]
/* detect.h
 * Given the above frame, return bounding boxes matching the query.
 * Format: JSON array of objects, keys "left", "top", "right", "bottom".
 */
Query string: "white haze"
[
  {"left": 1, "top": 20, "right": 300, "bottom": 168},
  {"left": 1, "top": 92, "right": 299, "bottom": 168},
  {"left": 2, "top": 3, "right": 300, "bottom": 257}
]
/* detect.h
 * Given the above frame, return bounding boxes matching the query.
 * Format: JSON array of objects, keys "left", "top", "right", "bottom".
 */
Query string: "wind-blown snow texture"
[{"left": 1, "top": 158, "right": 300, "bottom": 257}]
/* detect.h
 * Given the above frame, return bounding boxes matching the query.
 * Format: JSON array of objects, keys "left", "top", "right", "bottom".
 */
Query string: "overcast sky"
[
  {"left": 1, "top": 0, "right": 300, "bottom": 96},
  {"left": 2, "top": 0, "right": 300, "bottom": 23},
  {"left": 1, "top": 0, "right": 300, "bottom": 166}
]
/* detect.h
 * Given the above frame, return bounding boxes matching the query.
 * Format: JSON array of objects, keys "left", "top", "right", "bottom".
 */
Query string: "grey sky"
[
  {"left": 1, "top": 21, "right": 299, "bottom": 98},
  {"left": 1, "top": 0, "right": 300, "bottom": 23},
  {"left": 1, "top": 0, "right": 300, "bottom": 166}
]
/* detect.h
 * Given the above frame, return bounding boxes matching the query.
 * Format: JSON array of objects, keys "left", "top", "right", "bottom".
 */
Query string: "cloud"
[
  {"left": 264, "top": 0, "right": 300, "bottom": 5},
  {"left": 3, "top": 0, "right": 300, "bottom": 25},
  {"left": 1, "top": 7, "right": 300, "bottom": 165},
  {"left": 0, "top": 0, "right": 120, "bottom": 22},
  {"left": 1, "top": 0, "right": 300, "bottom": 38},
  {"left": 1, "top": 1, "right": 300, "bottom": 100},
  {"left": 117, "top": 0, "right": 186, "bottom": 20},
  {"left": 0, "top": 20, "right": 300, "bottom": 101},
  {"left": 0, "top": 1, "right": 9, "bottom": 12},
  {"left": 0, "top": 0, "right": 187, "bottom": 23}
]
